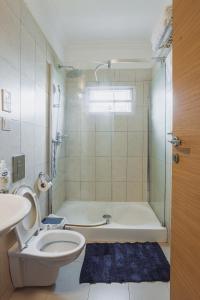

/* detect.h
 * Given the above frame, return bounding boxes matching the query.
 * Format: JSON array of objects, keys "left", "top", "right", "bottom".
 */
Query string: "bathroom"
[{"left": 0, "top": 0, "right": 199, "bottom": 299}]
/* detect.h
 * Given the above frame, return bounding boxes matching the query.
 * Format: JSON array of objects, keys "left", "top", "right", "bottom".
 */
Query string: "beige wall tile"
[
  {"left": 66, "top": 158, "right": 81, "bottom": 181},
  {"left": 127, "top": 157, "right": 143, "bottom": 182},
  {"left": 128, "top": 132, "right": 144, "bottom": 157},
  {"left": 81, "top": 158, "right": 95, "bottom": 181},
  {"left": 112, "top": 182, "right": 126, "bottom": 202},
  {"left": 81, "top": 181, "right": 95, "bottom": 201},
  {"left": 112, "top": 115, "right": 128, "bottom": 132},
  {"left": 81, "top": 132, "right": 95, "bottom": 156},
  {"left": 112, "top": 132, "right": 127, "bottom": 157},
  {"left": 66, "top": 181, "right": 81, "bottom": 201},
  {"left": 96, "top": 132, "right": 111, "bottom": 156},
  {"left": 96, "top": 182, "right": 111, "bottom": 201},
  {"left": 127, "top": 181, "right": 143, "bottom": 202},
  {"left": 96, "top": 157, "right": 111, "bottom": 181},
  {"left": 66, "top": 132, "right": 81, "bottom": 157},
  {"left": 112, "top": 158, "right": 127, "bottom": 181},
  {"left": 96, "top": 115, "right": 113, "bottom": 132}
]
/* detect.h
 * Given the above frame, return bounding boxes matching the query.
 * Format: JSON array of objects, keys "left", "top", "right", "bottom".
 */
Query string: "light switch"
[
  {"left": 1, "top": 118, "right": 12, "bottom": 131},
  {"left": 1, "top": 89, "right": 12, "bottom": 113}
]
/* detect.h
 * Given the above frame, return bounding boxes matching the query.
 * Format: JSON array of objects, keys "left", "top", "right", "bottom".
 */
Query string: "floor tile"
[
  {"left": 88, "top": 283, "right": 129, "bottom": 300},
  {"left": 10, "top": 287, "right": 48, "bottom": 300},
  {"left": 46, "top": 284, "right": 89, "bottom": 300},
  {"left": 129, "top": 282, "right": 170, "bottom": 300},
  {"left": 161, "top": 245, "right": 170, "bottom": 262},
  {"left": 52, "top": 261, "right": 87, "bottom": 293}
]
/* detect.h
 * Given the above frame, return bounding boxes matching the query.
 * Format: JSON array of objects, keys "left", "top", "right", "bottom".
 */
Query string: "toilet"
[{"left": 8, "top": 185, "right": 85, "bottom": 288}]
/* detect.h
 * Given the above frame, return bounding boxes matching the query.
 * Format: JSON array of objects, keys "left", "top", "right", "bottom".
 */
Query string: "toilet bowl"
[{"left": 8, "top": 186, "right": 85, "bottom": 287}]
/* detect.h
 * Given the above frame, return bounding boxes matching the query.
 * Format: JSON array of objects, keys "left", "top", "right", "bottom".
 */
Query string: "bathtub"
[{"left": 56, "top": 201, "right": 167, "bottom": 243}]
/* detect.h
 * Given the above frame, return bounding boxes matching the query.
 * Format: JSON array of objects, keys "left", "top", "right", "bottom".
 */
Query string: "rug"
[{"left": 80, "top": 242, "right": 170, "bottom": 283}]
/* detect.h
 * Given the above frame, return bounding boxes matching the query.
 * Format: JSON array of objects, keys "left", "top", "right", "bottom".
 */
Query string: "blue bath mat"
[{"left": 80, "top": 242, "right": 170, "bottom": 283}]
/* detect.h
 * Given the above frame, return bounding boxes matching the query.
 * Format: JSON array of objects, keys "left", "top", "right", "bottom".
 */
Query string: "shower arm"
[
  {"left": 94, "top": 61, "right": 111, "bottom": 81},
  {"left": 58, "top": 64, "right": 74, "bottom": 70}
]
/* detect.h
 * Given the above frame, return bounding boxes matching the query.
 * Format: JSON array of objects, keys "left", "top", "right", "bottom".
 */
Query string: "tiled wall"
[
  {"left": 0, "top": 1, "right": 66, "bottom": 298},
  {"left": 64, "top": 69, "right": 151, "bottom": 202}
]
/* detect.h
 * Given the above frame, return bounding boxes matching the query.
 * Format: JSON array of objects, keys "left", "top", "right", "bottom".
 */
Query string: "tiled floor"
[{"left": 10, "top": 245, "right": 170, "bottom": 300}]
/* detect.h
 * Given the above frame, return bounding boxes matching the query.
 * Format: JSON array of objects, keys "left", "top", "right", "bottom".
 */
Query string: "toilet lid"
[{"left": 14, "top": 186, "right": 41, "bottom": 247}]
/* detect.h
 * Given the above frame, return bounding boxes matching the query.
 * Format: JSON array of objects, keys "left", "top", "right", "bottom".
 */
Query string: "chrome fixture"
[
  {"left": 58, "top": 65, "right": 83, "bottom": 78},
  {"left": 52, "top": 132, "right": 67, "bottom": 146},
  {"left": 102, "top": 214, "right": 112, "bottom": 224},
  {"left": 168, "top": 133, "right": 182, "bottom": 147}
]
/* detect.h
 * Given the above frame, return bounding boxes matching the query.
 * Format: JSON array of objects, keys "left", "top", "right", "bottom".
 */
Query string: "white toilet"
[{"left": 8, "top": 185, "right": 85, "bottom": 288}]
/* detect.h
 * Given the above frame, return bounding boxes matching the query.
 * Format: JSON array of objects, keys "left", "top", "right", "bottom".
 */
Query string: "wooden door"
[{"left": 171, "top": 1, "right": 200, "bottom": 299}]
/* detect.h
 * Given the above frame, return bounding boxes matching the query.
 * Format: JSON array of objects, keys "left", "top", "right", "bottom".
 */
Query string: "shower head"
[{"left": 58, "top": 64, "right": 83, "bottom": 78}]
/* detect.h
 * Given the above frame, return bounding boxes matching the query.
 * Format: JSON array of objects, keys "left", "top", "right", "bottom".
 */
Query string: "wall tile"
[
  {"left": 112, "top": 158, "right": 127, "bottom": 181},
  {"left": 35, "top": 44, "right": 47, "bottom": 90},
  {"left": 127, "top": 157, "right": 143, "bottom": 182},
  {"left": 96, "top": 182, "right": 111, "bottom": 202},
  {"left": 66, "top": 181, "right": 81, "bottom": 201},
  {"left": 81, "top": 132, "right": 95, "bottom": 156},
  {"left": 128, "top": 132, "right": 143, "bottom": 157},
  {"left": 81, "top": 181, "right": 95, "bottom": 201},
  {"left": 65, "top": 69, "right": 151, "bottom": 203},
  {"left": 21, "top": 25, "right": 35, "bottom": 81},
  {"left": 112, "top": 115, "right": 128, "bottom": 132},
  {"left": 127, "top": 181, "right": 143, "bottom": 202},
  {"left": 66, "top": 158, "right": 81, "bottom": 181},
  {"left": 96, "top": 132, "right": 111, "bottom": 156},
  {"left": 20, "top": 76, "right": 35, "bottom": 124},
  {"left": 127, "top": 106, "right": 144, "bottom": 131},
  {"left": 0, "top": 57, "right": 20, "bottom": 121},
  {"left": 0, "top": 0, "right": 20, "bottom": 69},
  {"left": 112, "top": 132, "right": 127, "bottom": 157},
  {"left": 96, "top": 115, "right": 113, "bottom": 132},
  {"left": 66, "top": 132, "right": 81, "bottom": 157},
  {"left": 81, "top": 158, "right": 95, "bottom": 181},
  {"left": 112, "top": 181, "right": 126, "bottom": 202},
  {"left": 96, "top": 157, "right": 111, "bottom": 181}
]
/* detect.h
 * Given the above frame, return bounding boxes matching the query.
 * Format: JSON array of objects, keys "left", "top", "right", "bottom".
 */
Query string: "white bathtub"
[{"left": 56, "top": 201, "right": 167, "bottom": 243}]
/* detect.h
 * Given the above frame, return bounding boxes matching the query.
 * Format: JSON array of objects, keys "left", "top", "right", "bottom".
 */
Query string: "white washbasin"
[{"left": 0, "top": 194, "right": 31, "bottom": 236}]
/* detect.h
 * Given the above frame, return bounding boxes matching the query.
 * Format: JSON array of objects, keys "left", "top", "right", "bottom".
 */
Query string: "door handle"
[{"left": 168, "top": 134, "right": 182, "bottom": 147}]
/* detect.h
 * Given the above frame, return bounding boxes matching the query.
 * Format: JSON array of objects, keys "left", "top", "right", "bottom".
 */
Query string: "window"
[{"left": 86, "top": 86, "right": 134, "bottom": 113}]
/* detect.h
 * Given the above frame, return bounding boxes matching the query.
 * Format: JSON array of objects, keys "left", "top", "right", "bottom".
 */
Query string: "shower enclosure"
[{"left": 50, "top": 64, "right": 172, "bottom": 242}]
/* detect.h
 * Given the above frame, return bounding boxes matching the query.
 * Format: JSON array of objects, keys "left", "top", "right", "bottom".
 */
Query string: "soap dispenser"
[{"left": 0, "top": 160, "right": 10, "bottom": 193}]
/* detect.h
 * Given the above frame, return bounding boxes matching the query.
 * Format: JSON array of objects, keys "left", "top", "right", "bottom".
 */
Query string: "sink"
[{"left": 0, "top": 194, "right": 31, "bottom": 236}]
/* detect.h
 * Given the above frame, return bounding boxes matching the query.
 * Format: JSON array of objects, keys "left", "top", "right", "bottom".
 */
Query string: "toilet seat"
[
  {"left": 20, "top": 229, "right": 85, "bottom": 262},
  {"left": 13, "top": 186, "right": 41, "bottom": 250}
]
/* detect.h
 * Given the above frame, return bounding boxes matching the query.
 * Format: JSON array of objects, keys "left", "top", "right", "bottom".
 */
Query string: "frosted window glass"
[{"left": 87, "top": 87, "right": 133, "bottom": 113}]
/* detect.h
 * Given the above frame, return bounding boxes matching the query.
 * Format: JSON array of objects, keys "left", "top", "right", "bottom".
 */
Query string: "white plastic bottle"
[{"left": 0, "top": 160, "right": 10, "bottom": 193}]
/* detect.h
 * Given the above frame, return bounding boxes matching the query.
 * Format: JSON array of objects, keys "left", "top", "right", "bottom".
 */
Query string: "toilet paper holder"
[
  {"left": 38, "top": 172, "right": 53, "bottom": 192},
  {"left": 38, "top": 172, "right": 51, "bottom": 187}
]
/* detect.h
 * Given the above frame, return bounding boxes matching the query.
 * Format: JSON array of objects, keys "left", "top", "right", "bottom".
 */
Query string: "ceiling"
[{"left": 25, "top": 0, "right": 171, "bottom": 68}]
